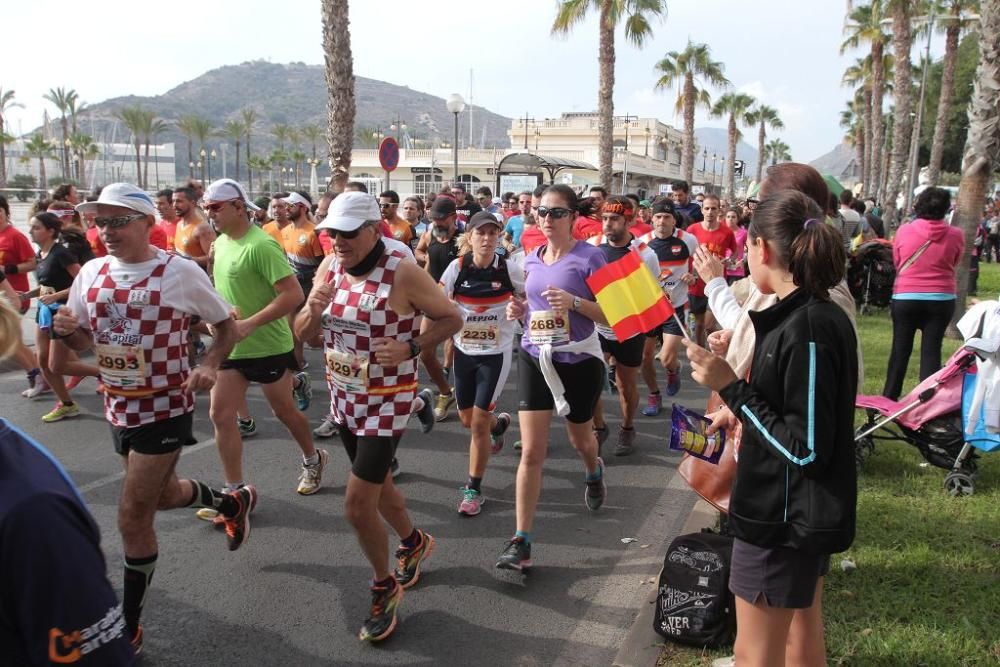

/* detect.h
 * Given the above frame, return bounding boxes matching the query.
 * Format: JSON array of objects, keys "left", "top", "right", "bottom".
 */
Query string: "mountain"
[
  {"left": 54, "top": 61, "right": 513, "bottom": 176},
  {"left": 693, "top": 127, "right": 761, "bottom": 178},
  {"left": 808, "top": 142, "right": 859, "bottom": 183}
]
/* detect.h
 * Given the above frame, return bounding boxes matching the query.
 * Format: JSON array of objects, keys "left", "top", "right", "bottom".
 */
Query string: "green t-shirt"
[{"left": 213, "top": 225, "right": 296, "bottom": 359}]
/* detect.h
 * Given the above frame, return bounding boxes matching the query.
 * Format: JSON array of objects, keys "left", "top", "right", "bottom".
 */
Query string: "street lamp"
[
  {"left": 390, "top": 114, "right": 407, "bottom": 143},
  {"left": 199, "top": 148, "right": 207, "bottom": 184},
  {"left": 644, "top": 126, "right": 651, "bottom": 157},
  {"left": 702, "top": 148, "right": 708, "bottom": 173},
  {"left": 208, "top": 149, "right": 217, "bottom": 181},
  {"left": 188, "top": 161, "right": 195, "bottom": 179},
  {"left": 446, "top": 93, "right": 466, "bottom": 185},
  {"left": 534, "top": 128, "right": 541, "bottom": 152}
]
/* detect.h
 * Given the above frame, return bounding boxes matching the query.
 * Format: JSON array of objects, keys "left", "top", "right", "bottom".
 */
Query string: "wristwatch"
[
  {"left": 572, "top": 296, "right": 582, "bottom": 311},
  {"left": 407, "top": 339, "right": 421, "bottom": 359}
]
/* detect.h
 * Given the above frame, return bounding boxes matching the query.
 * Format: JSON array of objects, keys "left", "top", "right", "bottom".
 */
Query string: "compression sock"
[
  {"left": 467, "top": 476, "right": 483, "bottom": 492},
  {"left": 514, "top": 530, "right": 532, "bottom": 544},
  {"left": 123, "top": 554, "right": 157, "bottom": 635},
  {"left": 401, "top": 529, "right": 422, "bottom": 549},
  {"left": 187, "top": 480, "right": 239, "bottom": 516}
]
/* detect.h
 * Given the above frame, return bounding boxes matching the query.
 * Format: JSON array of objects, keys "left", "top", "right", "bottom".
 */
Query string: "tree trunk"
[
  {"left": 755, "top": 122, "right": 766, "bottom": 183},
  {"left": 143, "top": 141, "right": 150, "bottom": 190},
  {"left": 855, "top": 122, "right": 865, "bottom": 188},
  {"left": 39, "top": 157, "right": 47, "bottom": 190},
  {"left": 322, "top": 0, "right": 356, "bottom": 194},
  {"left": 682, "top": 74, "right": 696, "bottom": 184},
  {"left": 134, "top": 139, "right": 143, "bottom": 189},
  {"left": 60, "top": 116, "right": 69, "bottom": 180},
  {"left": 726, "top": 115, "right": 737, "bottom": 198},
  {"left": 927, "top": 23, "right": 961, "bottom": 186},
  {"left": 596, "top": 0, "right": 615, "bottom": 191},
  {"left": 881, "top": 4, "right": 914, "bottom": 227},
  {"left": 235, "top": 139, "right": 242, "bottom": 184},
  {"left": 246, "top": 134, "right": 252, "bottom": 188},
  {"left": 187, "top": 139, "right": 194, "bottom": 178},
  {"left": 870, "top": 42, "right": 885, "bottom": 202},
  {"left": 862, "top": 86, "right": 873, "bottom": 195},
  {"left": 949, "top": 0, "right": 1000, "bottom": 335}
]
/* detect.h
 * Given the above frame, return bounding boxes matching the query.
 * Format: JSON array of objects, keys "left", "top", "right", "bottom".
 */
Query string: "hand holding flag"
[{"left": 585, "top": 250, "right": 676, "bottom": 341}]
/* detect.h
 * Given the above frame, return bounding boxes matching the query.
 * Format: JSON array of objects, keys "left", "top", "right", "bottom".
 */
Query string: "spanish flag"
[{"left": 586, "top": 250, "right": 674, "bottom": 341}]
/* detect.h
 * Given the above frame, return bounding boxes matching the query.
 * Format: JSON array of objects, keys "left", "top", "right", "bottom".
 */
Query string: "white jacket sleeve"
[{"left": 704, "top": 277, "right": 742, "bottom": 330}]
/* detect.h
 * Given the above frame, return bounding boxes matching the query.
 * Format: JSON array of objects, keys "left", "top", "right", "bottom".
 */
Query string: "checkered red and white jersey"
[
  {"left": 85, "top": 256, "right": 192, "bottom": 427},
  {"left": 323, "top": 248, "right": 421, "bottom": 437}
]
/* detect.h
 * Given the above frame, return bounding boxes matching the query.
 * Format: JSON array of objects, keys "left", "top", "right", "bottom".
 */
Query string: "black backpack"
[{"left": 653, "top": 530, "right": 736, "bottom": 648}]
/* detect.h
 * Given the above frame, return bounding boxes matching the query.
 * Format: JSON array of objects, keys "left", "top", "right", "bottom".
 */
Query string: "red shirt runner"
[{"left": 686, "top": 223, "right": 737, "bottom": 297}]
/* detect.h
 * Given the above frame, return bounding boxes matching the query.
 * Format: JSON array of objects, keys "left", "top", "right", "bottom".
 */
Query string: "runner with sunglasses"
[
  {"left": 497, "top": 184, "right": 609, "bottom": 573},
  {"left": 295, "top": 191, "right": 462, "bottom": 642},
  {"left": 439, "top": 211, "right": 523, "bottom": 516},
  {"left": 52, "top": 184, "right": 250, "bottom": 656}
]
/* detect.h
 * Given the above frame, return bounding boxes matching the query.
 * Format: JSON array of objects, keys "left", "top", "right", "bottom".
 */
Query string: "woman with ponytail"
[{"left": 684, "top": 189, "right": 858, "bottom": 666}]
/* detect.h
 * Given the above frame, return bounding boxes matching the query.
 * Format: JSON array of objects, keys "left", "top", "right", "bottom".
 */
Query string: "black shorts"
[
  {"left": 728, "top": 538, "right": 831, "bottom": 609},
  {"left": 110, "top": 412, "right": 197, "bottom": 456},
  {"left": 688, "top": 295, "right": 708, "bottom": 315},
  {"left": 454, "top": 348, "right": 512, "bottom": 411},
  {"left": 337, "top": 424, "right": 400, "bottom": 484},
  {"left": 517, "top": 347, "right": 604, "bottom": 424},
  {"left": 599, "top": 333, "right": 644, "bottom": 367},
  {"left": 646, "top": 304, "right": 687, "bottom": 338},
  {"left": 219, "top": 351, "right": 298, "bottom": 384}
]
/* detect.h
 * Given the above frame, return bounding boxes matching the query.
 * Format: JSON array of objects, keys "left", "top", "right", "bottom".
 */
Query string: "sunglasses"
[
  {"left": 94, "top": 213, "right": 147, "bottom": 229},
  {"left": 379, "top": 203, "right": 396, "bottom": 209},
  {"left": 536, "top": 206, "right": 573, "bottom": 220},
  {"left": 204, "top": 200, "right": 236, "bottom": 213},
  {"left": 326, "top": 224, "right": 370, "bottom": 240}
]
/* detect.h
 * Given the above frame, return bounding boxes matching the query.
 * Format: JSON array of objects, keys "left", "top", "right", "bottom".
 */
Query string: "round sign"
[{"left": 379, "top": 137, "right": 400, "bottom": 173}]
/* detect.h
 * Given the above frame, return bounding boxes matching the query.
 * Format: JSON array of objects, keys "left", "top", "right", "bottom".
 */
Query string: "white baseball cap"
[
  {"left": 204, "top": 178, "right": 260, "bottom": 211},
  {"left": 282, "top": 192, "right": 312, "bottom": 209},
  {"left": 76, "top": 183, "right": 157, "bottom": 217},
  {"left": 315, "top": 191, "right": 381, "bottom": 232}
]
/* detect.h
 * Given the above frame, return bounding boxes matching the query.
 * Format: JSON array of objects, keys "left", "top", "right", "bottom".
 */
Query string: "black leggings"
[{"left": 882, "top": 298, "right": 955, "bottom": 400}]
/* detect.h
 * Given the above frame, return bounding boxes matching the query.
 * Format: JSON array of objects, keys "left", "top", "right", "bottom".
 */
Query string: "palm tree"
[
  {"left": 272, "top": 123, "right": 292, "bottom": 153},
  {"left": 290, "top": 150, "right": 307, "bottom": 188},
  {"left": 842, "top": 1, "right": 890, "bottom": 199},
  {"left": 951, "top": 0, "right": 998, "bottom": 329},
  {"left": 301, "top": 123, "right": 324, "bottom": 162},
  {"left": 354, "top": 126, "right": 380, "bottom": 148},
  {"left": 882, "top": 0, "right": 916, "bottom": 226},
  {"left": 841, "top": 95, "right": 866, "bottom": 186},
  {"left": 552, "top": 0, "right": 667, "bottom": 189},
  {"left": 745, "top": 104, "right": 784, "bottom": 183},
  {"left": 322, "top": 0, "right": 356, "bottom": 193},
  {"left": 711, "top": 92, "right": 755, "bottom": 197},
  {"left": 0, "top": 88, "right": 24, "bottom": 189},
  {"left": 43, "top": 87, "right": 76, "bottom": 179},
  {"left": 765, "top": 138, "right": 792, "bottom": 166},
  {"left": 843, "top": 56, "right": 874, "bottom": 194},
  {"left": 67, "top": 95, "right": 86, "bottom": 140},
  {"left": 927, "top": 0, "right": 981, "bottom": 185},
  {"left": 69, "top": 133, "right": 98, "bottom": 187},
  {"left": 220, "top": 119, "right": 247, "bottom": 183},
  {"left": 116, "top": 106, "right": 147, "bottom": 188},
  {"left": 145, "top": 118, "right": 170, "bottom": 189},
  {"left": 21, "top": 134, "right": 53, "bottom": 189},
  {"left": 241, "top": 106, "right": 260, "bottom": 187},
  {"left": 176, "top": 115, "right": 202, "bottom": 178},
  {"left": 653, "top": 40, "right": 730, "bottom": 185}
]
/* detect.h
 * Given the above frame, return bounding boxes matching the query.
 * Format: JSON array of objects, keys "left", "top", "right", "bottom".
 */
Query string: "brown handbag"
[{"left": 678, "top": 391, "right": 739, "bottom": 514}]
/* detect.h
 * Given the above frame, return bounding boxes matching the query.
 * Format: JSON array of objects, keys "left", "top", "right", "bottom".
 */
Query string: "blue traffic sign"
[{"left": 379, "top": 137, "right": 400, "bottom": 173}]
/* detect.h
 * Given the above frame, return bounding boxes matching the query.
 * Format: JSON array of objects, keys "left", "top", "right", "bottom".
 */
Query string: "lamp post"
[
  {"left": 188, "top": 161, "right": 195, "bottom": 181},
  {"left": 644, "top": 126, "right": 651, "bottom": 157},
  {"left": 390, "top": 115, "right": 407, "bottom": 143},
  {"left": 446, "top": 93, "right": 466, "bottom": 186},
  {"left": 534, "top": 128, "right": 540, "bottom": 152},
  {"left": 199, "top": 148, "right": 207, "bottom": 184},
  {"left": 208, "top": 149, "right": 216, "bottom": 182},
  {"left": 720, "top": 157, "right": 726, "bottom": 196},
  {"left": 702, "top": 148, "right": 708, "bottom": 173},
  {"left": 712, "top": 153, "right": 718, "bottom": 189}
]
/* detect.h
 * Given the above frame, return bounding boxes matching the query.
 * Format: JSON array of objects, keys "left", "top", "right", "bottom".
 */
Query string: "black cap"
[
  {"left": 468, "top": 210, "right": 503, "bottom": 230},
  {"left": 430, "top": 197, "right": 457, "bottom": 219},
  {"left": 651, "top": 198, "right": 677, "bottom": 217}
]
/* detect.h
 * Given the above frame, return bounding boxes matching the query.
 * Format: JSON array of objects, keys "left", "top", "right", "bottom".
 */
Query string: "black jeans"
[{"left": 882, "top": 298, "right": 956, "bottom": 400}]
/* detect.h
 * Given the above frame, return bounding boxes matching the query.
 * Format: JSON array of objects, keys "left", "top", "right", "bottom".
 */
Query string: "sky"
[{"left": 1, "top": 0, "right": 949, "bottom": 164}]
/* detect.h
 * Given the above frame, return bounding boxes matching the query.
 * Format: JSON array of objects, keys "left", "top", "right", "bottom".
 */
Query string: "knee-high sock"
[{"left": 123, "top": 553, "right": 157, "bottom": 635}]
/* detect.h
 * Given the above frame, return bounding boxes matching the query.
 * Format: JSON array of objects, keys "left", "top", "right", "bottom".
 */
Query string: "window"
[{"left": 414, "top": 174, "right": 443, "bottom": 195}]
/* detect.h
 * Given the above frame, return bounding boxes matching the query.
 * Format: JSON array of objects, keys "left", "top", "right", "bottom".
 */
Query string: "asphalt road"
[{"left": 4, "top": 328, "right": 701, "bottom": 666}]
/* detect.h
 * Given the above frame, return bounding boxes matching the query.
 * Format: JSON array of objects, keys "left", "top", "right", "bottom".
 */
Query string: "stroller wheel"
[
  {"left": 943, "top": 472, "right": 975, "bottom": 497},
  {"left": 855, "top": 436, "right": 874, "bottom": 472}
]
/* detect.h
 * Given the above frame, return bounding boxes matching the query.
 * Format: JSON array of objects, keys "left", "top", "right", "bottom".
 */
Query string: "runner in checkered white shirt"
[
  {"left": 53, "top": 183, "right": 251, "bottom": 658},
  {"left": 294, "top": 191, "right": 462, "bottom": 643}
]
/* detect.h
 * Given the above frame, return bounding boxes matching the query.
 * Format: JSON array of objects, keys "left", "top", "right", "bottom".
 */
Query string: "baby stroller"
[
  {"left": 847, "top": 240, "right": 895, "bottom": 315},
  {"left": 855, "top": 344, "right": 1000, "bottom": 496}
]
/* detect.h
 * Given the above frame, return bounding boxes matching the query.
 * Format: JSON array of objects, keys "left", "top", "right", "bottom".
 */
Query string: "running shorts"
[
  {"left": 517, "top": 347, "right": 604, "bottom": 424},
  {"left": 599, "top": 333, "right": 644, "bottom": 367},
  {"left": 687, "top": 295, "right": 708, "bottom": 315},
  {"left": 219, "top": 351, "right": 298, "bottom": 384},
  {"left": 454, "top": 348, "right": 512, "bottom": 411},
  {"left": 646, "top": 304, "right": 687, "bottom": 338},
  {"left": 110, "top": 411, "right": 196, "bottom": 456},
  {"left": 337, "top": 424, "right": 401, "bottom": 484}
]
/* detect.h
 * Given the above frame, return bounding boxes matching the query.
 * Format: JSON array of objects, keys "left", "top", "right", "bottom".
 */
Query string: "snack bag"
[{"left": 669, "top": 404, "right": 725, "bottom": 464}]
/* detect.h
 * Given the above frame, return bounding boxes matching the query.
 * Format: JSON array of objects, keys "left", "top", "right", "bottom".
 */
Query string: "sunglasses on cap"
[
  {"left": 536, "top": 206, "right": 573, "bottom": 219},
  {"left": 93, "top": 213, "right": 147, "bottom": 229}
]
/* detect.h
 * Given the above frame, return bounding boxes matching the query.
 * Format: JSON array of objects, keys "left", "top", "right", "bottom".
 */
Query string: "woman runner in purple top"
[{"left": 495, "top": 184, "right": 610, "bottom": 573}]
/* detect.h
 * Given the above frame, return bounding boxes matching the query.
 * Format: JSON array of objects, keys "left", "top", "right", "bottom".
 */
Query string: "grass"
[{"left": 657, "top": 265, "right": 1000, "bottom": 666}]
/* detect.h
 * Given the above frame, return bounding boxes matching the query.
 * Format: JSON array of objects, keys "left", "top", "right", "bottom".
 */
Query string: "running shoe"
[
  {"left": 415, "top": 388, "right": 435, "bottom": 433},
  {"left": 458, "top": 486, "right": 484, "bottom": 516},
  {"left": 433, "top": 390, "right": 455, "bottom": 422},
  {"left": 25, "top": 367, "right": 40, "bottom": 390},
  {"left": 394, "top": 530, "right": 435, "bottom": 589},
  {"left": 490, "top": 412, "right": 511, "bottom": 454},
  {"left": 297, "top": 449, "right": 331, "bottom": 495},
  {"left": 237, "top": 416, "right": 257, "bottom": 438},
  {"left": 198, "top": 484, "right": 258, "bottom": 524},
  {"left": 223, "top": 484, "right": 256, "bottom": 551},
  {"left": 615, "top": 428, "right": 636, "bottom": 456},
  {"left": 293, "top": 371, "right": 312, "bottom": 411},
  {"left": 41, "top": 402, "right": 80, "bottom": 423},
  {"left": 130, "top": 625, "right": 144, "bottom": 657},
  {"left": 390, "top": 457, "right": 401, "bottom": 479},
  {"left": 358, "top": 580, "right": 403, "bottom": 642},
  {"left": 585, "top": 458, "right": 607, "bottom": 511},
  {"left": 666, "top": 367, "right": 681, "bottom": 396},
  {"left": 22, "top": 376, "right": 51, "bottom": 398},
  {"left": 496, "top": 537, "right": 532, "bottom": 571},
  {"left": 313, "top": 414, "right": 339, "bottom": 438},
  {"left": 642, "top": 392, "right": 662, "bottom": 417}
]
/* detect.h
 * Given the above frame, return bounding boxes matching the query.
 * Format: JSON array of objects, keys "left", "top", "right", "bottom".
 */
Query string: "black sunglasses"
[
  {"left": 326, "top": 223, "right": 370, "bottom": 240},
  {"left": 94, "top": 213, "right": 147, "bottom": 229},
  {"left": 379, "top": 203, "right": 396, "bottom": 209},
  {"left": 536, "top": 206, "right": 573, "bottom": 220}
]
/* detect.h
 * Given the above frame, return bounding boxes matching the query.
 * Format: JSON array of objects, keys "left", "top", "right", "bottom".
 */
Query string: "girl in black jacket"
[{"left": 683, "top": 190, "right": 858, "bottom": 666}]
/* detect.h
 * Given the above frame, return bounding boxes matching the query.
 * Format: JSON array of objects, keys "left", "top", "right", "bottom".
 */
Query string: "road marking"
[{"left": 77, "top": 438, "right": 218, "bottom": 494}]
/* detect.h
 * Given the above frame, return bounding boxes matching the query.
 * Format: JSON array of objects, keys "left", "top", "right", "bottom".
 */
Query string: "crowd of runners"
[{"left": 0, "top": 171, "right": 802, "bottom": 659}]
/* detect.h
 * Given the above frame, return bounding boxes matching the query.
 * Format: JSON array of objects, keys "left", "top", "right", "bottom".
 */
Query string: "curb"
[{"left": 612, "top": 498, "right": 718, "bottom": 667}]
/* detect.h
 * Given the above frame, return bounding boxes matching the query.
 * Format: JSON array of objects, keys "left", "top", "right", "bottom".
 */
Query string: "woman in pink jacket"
[{"left": 883, "top": 187, "right": 965, "bottom": 399}]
